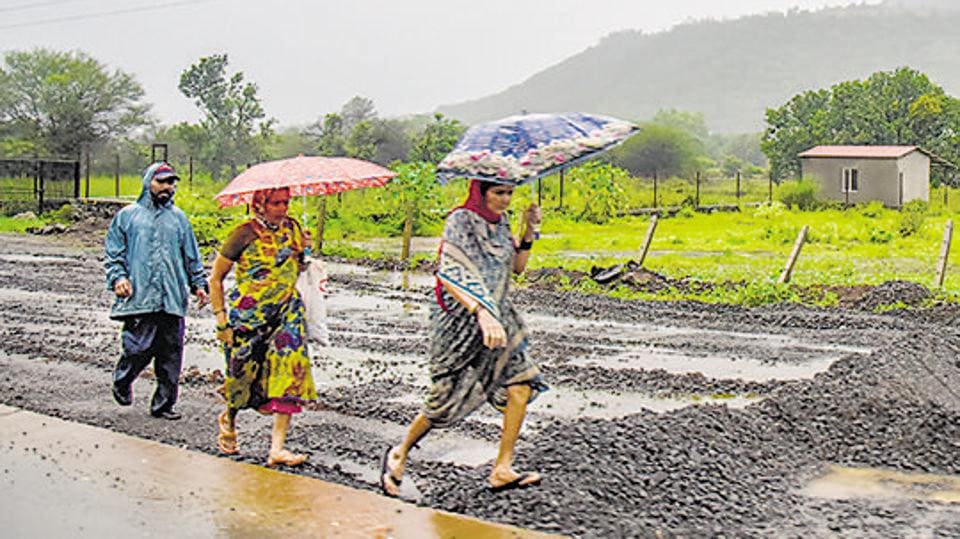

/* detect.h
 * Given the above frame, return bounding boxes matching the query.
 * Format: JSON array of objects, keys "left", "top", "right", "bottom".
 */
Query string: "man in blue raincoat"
[{"left": 104, "top": 162, "right": 209, "bottom": 420}]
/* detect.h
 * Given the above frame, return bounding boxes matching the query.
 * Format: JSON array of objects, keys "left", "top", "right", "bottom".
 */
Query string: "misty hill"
[{"left": 437, "top": 1, "right": 960, "bottom": 133}]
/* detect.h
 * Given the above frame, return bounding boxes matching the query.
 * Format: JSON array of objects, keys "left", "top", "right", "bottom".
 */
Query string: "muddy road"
[{"left": 1, "top": 233, "right": 960, "bottom": 537}]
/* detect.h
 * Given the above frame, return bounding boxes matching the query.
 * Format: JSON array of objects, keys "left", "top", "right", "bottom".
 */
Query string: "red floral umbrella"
[{"left": 215, "top": 155, "right": 396, "bottom": 208}]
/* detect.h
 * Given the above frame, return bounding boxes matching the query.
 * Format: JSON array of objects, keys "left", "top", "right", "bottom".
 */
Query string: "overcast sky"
[{"left": 0, "top": 0, "right": 880, "bottom": 127}]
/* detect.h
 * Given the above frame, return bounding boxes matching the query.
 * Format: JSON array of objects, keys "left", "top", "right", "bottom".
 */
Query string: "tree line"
[{"left": 2, "top": 48, "right": 957, "bottom": 192}]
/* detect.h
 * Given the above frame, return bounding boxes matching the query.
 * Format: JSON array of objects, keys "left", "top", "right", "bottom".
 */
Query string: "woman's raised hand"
[
  {"left": 476, "top": 308, "right": 507, "bottom": 349},
  {"left": 523, "top": 204, "right": 542, "bottom": 233}
]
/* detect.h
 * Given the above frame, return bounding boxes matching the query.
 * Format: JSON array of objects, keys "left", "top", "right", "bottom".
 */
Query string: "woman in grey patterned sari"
[{"left": 380, "top": 179, "right": 547, "bottom": 496}]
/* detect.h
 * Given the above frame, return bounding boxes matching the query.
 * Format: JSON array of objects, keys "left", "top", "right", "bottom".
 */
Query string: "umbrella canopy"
[
  {"left": 436, "top": 112, "right": 638, "bottom": 185},
  {"left": 215, "top": 155, "right": 396, "bottom": 208}
]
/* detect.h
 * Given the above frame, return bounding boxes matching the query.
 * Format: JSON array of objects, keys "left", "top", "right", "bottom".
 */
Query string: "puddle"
[
  {"left": 390, "top": 386, "right": 759, "bottom": 424},
  {"left": 0, "top": 253, "right": 85, "bottom": 264},
  {"left": 570, "top": 349, "right": 842, "bottom": 382},
  {"left": 328, "top": 262, "right": 436, "bottom": 289},
  {"left": 529, "top": 314, "right": 870, "bottom": 382},
  {"left": 310, "top": 410, "right": 497, "bottom": 468},
  {"left": 802, "top": 465, "right": 960, "bottom": 505}
]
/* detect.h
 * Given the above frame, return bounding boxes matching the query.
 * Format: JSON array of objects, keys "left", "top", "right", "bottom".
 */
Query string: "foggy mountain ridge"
[{"left": 437, "top": 1, "right": 960, "bottom": 133}]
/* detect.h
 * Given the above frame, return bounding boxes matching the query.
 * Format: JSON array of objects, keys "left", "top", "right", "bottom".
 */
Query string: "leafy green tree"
[
  {"left": 308, "top": 113, "right": 347, "bottom": 157},
  {"left": 762, "top": 68, "right": 960, "bottom": 181},
  {"left": 178, "top": 54, "right": 274, "bottom": 179},
  {"left": 340, "top": 95, "right": 377, "bottom": 130},
  {"left": 569, "top": 162, "right": 630, "bottom": 223},
  {"left": 386, "top": 161, "right": 441, "bottom": 260},
  {"left": 651, "top": 109, "right": 709, "bottom": 142},
  {"left": 408, "top": 113, "right": 466, "bottom": 164},
  {"left": 371, "top": 118, "right": 414, "bottom": 165},
  {"left": 344, "top": 120, "right": 378, "bottom": 160},
  {"left": 610, "top": 123, "right": 701, "bottom": 177},
  {"left": 0, "top": 48, "right": 150, "bottom": 157}
]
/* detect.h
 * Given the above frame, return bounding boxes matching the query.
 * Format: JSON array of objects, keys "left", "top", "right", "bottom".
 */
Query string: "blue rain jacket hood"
[{"left": 104, "top": 162, "right": 207, "bottom": 320}]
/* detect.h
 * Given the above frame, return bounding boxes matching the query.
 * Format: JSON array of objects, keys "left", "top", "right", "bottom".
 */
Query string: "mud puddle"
[{"left": 802, "top": 465, "right": 960, "bottom": 505}]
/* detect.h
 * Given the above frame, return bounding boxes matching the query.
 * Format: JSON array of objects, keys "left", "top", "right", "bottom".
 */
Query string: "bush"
[
  {"left": 898, "top": 199, "right": 928, "bottom": 237},
  {"left": 860, "top": 200, "right": 885, "bottom": 218},
  {"left": 775, "top": 179, "right": 819, "bottom": 210}
]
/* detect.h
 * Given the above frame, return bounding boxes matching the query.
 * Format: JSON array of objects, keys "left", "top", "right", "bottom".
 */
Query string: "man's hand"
[
  {"left": 194, "top": 288, "right": 210, "bottom": 309},
  {"left": 476, "top": 308, "right": 506, "bottom": 349},
  {"left": 114, "top": 278, "right": 132, "bottom": 298},
  {"left": 303, "top": 230, "right": 313, "bottom": 251}
]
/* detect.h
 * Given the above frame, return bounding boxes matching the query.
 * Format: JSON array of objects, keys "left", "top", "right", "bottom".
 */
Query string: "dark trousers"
[{"left": 112, "top": 312, "right": 185, "bottom": 415}]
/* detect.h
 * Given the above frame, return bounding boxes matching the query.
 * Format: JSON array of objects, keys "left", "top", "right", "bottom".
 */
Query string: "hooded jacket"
[{"left": 104, "top": 162, "right": 208, "bottom": 320}]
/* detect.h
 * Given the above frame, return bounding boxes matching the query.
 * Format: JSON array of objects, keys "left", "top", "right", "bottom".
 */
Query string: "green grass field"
[{"left": 4, "top": 173, "right": 960, "bottom": 306}]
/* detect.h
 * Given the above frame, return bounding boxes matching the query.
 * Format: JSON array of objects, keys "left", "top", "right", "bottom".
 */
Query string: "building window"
[{"left": 842, "top": 168, "right": 859, "bottom": 193}]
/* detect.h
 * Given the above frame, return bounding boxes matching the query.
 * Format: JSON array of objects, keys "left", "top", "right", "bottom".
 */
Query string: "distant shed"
[{"left": 798, "top": 145, "right": 932, "bottom": 207}]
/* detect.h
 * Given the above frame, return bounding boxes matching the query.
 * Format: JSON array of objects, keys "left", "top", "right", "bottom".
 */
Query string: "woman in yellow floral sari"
[{"left": 208, "top": 187, "right": 317, "bottom": 467}]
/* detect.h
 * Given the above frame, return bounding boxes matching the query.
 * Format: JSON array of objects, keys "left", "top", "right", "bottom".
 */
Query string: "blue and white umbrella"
[{"left": 436, "top": 112, "right": 638, "bottom": 185}]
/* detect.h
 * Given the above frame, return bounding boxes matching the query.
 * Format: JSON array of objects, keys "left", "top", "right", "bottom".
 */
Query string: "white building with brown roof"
[{"left": 798, "top": 145, "right": 930, "bottom": 207}]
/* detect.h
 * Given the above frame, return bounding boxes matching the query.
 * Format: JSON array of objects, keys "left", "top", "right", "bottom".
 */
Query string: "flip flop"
[
  {"left": 379, "top": 446, "right": 402, "bottom": 497},
  {"left": 488, "top": 472, "right": 542, "bottom": 493},
  {"left": 217, "top": 411, "right": 239, "bottom": 455}
]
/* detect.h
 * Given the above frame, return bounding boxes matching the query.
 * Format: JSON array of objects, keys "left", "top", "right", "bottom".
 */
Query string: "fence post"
[
  {"left": 114, "top": 154, "right": 121, "bottom": 197},
  {"left": 84, "top": 149, "right": 90, "bottom": 198},
  {"left": 73, "top": 160, "right": 81, "bottom": 199},
  {"left": 537, "top": 178, "right": 542, "bottom": 207},
  {"left": 737, "top": 170, "right": 740, "bottom": 206},
  {"left": 637, "top": 214, "right": 659, "bottom": 267},
  {"left": 189, "top": 156, "right": 194, "bottom": 184},
  {"left": 936, "top": 219, "right": 953, "bottom": 289},
  {"left": 653, "top": 171, "right": 658, "bottom": 208},
  {"left": 778, "top": 225, "right": 809, "bottom": 284},
  {"left": 559, "top": 169, "right": 564, "bottom": 210},
  {"left": 35, "top": 160, "right": 43, "bottom": 215},
  {"left": 695, "top": 171, "right": 700, "bottom": 209},
  {"left": 768, "top": 172, "right": 773, "bottom": 203},
  {"left": 316, "top": 197, "right": 327, "bottom": 253}
]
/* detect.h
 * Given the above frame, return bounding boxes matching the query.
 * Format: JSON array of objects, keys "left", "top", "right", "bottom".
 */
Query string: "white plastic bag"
[{"left": 296, "top": 259, "right": 330, "bottom": 346}]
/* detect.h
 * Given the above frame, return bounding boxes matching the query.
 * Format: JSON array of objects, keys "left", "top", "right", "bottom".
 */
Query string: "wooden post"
[
  {"left": 637, "top": 215, "right": 659, "bottom": 267},
  {"left": 84, "top": 149, "right": 90, "bottom": 198},
  {"left": 935, "top": 219, "right": 953, "bottom": 289},
  {"left": 73, "top": 159, "right": 81, "bottom": 199},
  {"left": 114, "top": 154, "right": 120, "bottom": 197},
  {"left": 401, "top": 203, "right": 414, "bottom": 261},
  {"left": 189, "top": 156, "right": 194, "bottom": 184},
  {"left": 695, "top": 171, "right": 700, "bottom": 208},
  {"left": 737, "top": 170, "right": 740, "bottom": 206},
  {"left": 559, "top": 169, "right": 564, "bottom": 210},
  {"left": 316, "top": 197, "right": 327, "bottom": 253},
  {"left": 35, "top": 160, "right": 43, "bottom": 215},
  {"left": 537, "top": 178, "right": 542, "bottom": 207},
  {"left": 778, "top": 225, "right": 809, "bottom": 284},
  {"left": 768, "top": 172, "right": 773, "bottom": 203},
  {"left": 653, "top": 171, "right": 658, "bottom": 208}
]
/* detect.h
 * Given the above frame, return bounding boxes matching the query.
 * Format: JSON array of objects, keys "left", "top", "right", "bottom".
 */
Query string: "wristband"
[
  {"left": 213, "top": 308, "right": 225, "bottom": 315},
  {"left": 517, "top": 239, "right": 533, "bottom": 251},
  {"left": 468, "top": 303, "right": 480, "bottom": 315},
  {"left": 216, "top": 323, "right": 230, "bottom": 331}
]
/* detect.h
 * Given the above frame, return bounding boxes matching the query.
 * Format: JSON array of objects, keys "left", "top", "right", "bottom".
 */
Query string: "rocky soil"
[{"left": 1, "top": 232, "right": 959, "bottom": 537}]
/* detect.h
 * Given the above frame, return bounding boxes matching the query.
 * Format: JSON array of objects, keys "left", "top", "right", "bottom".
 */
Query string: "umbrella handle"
[
  {"left": 530, "top": 181, "right": 541, "bottom": 240},
  {"left": 301, "top": 193, "right": 312, "bottom": 258}
]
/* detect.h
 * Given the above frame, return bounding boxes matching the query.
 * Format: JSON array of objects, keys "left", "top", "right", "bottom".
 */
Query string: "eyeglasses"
[{"left": 154, "top": 177, "right": 178, "bottom": 185}]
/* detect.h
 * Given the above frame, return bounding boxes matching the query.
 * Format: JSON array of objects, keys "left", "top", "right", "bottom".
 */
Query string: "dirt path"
[{"left": 1, "top": 233, "right": 959, "bottom": 537}]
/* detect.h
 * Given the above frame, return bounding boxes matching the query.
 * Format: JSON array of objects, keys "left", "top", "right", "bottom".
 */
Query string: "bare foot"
[
  {"left": 380, "top": 446, "right": 405, "bottom": 497},
  {"left": 489, "top": 466, "right": 542, "bottom": 491}
]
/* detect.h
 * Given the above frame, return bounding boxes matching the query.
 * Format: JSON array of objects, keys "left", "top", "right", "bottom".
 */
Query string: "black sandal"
[{"left": 379, "top": 446, "right": 402, "bottom": 496}]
